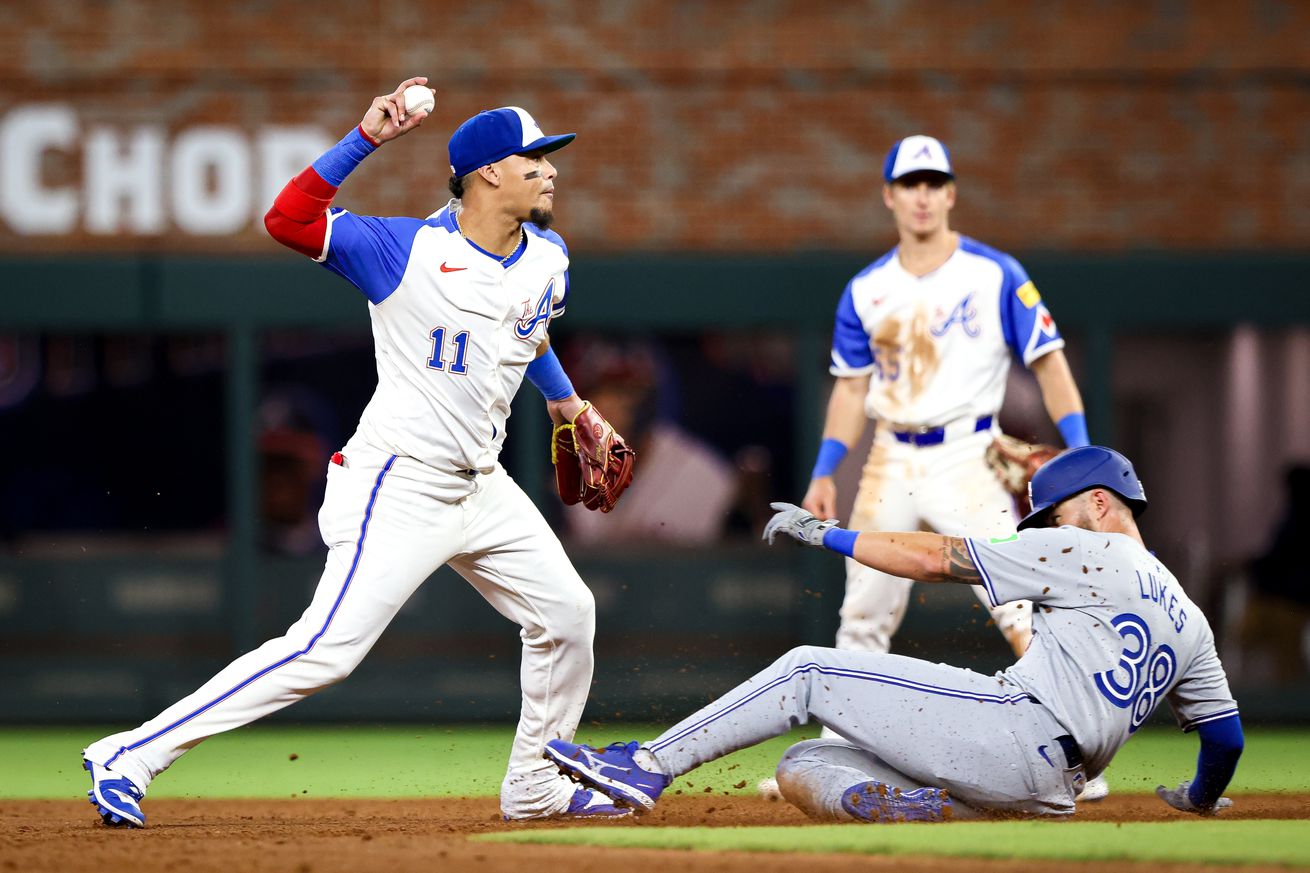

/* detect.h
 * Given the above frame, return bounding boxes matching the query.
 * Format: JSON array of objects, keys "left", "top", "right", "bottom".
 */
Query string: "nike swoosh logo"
[
  {"left": 1037, "top": 745, "right": 1054, "bottom": 768},
  {"left": 440, "top": 262, "right": 467, "bottom": 272}
]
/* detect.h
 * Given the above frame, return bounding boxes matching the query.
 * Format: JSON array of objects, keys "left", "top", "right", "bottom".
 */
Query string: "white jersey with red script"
[
  {"left": 318, "top": 199, "right": 567, "bottom": 492},
  {"left": 967, "top": 527, "right": 1240, "bottom": 777},
  {"left": 829, "top": 236, "right": 1062, "bottom": 427}
]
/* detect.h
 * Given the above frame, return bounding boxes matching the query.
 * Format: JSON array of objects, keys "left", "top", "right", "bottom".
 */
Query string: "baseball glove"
[
  {"left": 986, "top": 433, "right": 1060, "bottom": 511},
  {"left": 552, "top": 401, "right": 636, "bottom": 513}
]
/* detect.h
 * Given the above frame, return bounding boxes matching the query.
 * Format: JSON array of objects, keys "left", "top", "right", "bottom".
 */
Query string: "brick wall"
[{"left": 1, "top": 0, "right": 1306, "bottom": 253}]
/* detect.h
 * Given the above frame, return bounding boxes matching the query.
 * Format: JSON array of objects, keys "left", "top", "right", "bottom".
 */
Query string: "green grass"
[
  {"left": 4, "top": 724, "right": 1308, "bottom": 800},
  {"left": 478, "top": 821, "right": 1310, "bottom": 866},
  {"left": 0, "top": 723, "right": 809, "bottom": 800}
]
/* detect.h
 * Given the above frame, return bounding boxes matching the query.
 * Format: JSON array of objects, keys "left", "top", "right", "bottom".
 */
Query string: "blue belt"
[
  {"left": 1055, "top": 734, "right": 1084, "bottom": 770},
  {"left": 891, "top": 414, "right": 994, "bottom": 446}
]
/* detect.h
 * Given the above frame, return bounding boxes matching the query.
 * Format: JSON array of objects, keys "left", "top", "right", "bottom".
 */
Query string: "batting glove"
[
  {"left": 763, "top": 502, "right": 839, "bottom": 548},
  {"left": 1155, "top": 781, "right": 1232, "bottom": 816}
]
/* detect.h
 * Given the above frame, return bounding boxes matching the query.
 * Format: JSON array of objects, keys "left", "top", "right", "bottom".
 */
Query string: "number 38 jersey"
[
  {"left": 965, "top": 528, "right": 1239, "bottom": 776},
  {"left": 828, "top": 236, "right": 1063, "bottom": 426},
  {"left": 315, "top": 201, "right": 568, "bottom": 486}
]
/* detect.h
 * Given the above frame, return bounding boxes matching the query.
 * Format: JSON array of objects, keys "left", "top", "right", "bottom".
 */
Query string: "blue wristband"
[
  {"left": 821, "top": 527, "right": 859, "bottom": 557},
  {"left": 811, "top": 438, "right": 849, "bottom": 479},
  {"left": 525, "top": 347, "right": 575, "bottom": 401},
  {"left": 1057, "top": 412, "right": 1090, "bottom": 448},
  {"left": 311, "top": 127, "right": 378, "bottom": 187}
]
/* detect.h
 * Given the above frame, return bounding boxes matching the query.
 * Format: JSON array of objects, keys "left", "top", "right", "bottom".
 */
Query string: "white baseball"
[{"left": 403, "top": 85, "right": 435, "bottom": 115}]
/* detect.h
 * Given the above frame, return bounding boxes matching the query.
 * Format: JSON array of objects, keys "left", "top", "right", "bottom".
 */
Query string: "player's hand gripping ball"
[
  {"left": 763, "top": 502, "right": 839, "bottom": 548},
  {"left": 403, "top": 84, "right": 435, "bottom": 115},
  {"left": 551, "top": 401, "right": 636, "bottom": 513},
  {"left": 1155, "top": 781, "right": 1232, "bottom": 816}
]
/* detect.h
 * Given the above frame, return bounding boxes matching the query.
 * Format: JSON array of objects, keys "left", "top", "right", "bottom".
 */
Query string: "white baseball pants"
[
  {"left": 84, "top": 443, "right": 594, "bottom": 819},
  {"left": 838, "top": 427, "right": 1031, "bottom": 654}
]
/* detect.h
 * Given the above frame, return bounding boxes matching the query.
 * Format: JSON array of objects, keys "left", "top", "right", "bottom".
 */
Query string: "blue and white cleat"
[
  {"left": 84, "top": 760, "right": 146, "bottom": 828},
  {"left": 841, "top": 780, "right": 953, "bottom": 823},
  {"left": 560, "top": 786, "right": 634, "bottom": 818},
  {"left": 544, "top": 740, "right": 670, "bottom": 811}
]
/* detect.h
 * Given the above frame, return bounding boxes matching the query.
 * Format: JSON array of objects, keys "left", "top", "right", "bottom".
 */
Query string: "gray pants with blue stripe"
[{"left": 646, "top": 646, "right": 1082, "bottom": 819}]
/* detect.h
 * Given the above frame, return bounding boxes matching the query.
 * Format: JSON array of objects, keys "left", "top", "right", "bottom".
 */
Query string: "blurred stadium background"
[{"left": 1, "top": 0, "right": 1308, "bottom": 729}]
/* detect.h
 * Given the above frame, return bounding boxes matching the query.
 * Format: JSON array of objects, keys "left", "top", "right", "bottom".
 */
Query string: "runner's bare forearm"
[{"left": 849, "top": 532, "right": 981, "bottom": 584}]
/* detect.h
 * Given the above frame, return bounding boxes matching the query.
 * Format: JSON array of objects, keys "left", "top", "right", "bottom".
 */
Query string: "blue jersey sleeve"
[
  {"left": 320, "top": 210, "right": 427, "bottom": 305},
  {"left": 997, "top": 254, "right": 1065, "bottom": 367},
  {"left": 829, "top": 283, "right": 874, "bottom": 375}
]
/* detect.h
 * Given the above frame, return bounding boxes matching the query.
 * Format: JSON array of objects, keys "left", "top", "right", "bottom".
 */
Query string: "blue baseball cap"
[
  {"left": 883, "top": 135, "right": 954, "bottom": 183},
  {"left": 448, "top": 107, "right": 575, "bottom": 178}
]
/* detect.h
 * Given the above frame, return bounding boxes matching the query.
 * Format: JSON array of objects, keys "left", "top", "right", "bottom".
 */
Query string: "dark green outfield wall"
[{"left": 7, "top": 251, "right": 1309, "bottom": 329}]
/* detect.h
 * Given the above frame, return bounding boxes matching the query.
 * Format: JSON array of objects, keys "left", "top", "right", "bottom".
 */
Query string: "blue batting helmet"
[{"left": 1017, "top": 445, "right": 1148, "bottom": 530}]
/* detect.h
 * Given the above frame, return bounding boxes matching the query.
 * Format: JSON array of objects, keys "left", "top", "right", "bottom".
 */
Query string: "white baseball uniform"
[
  {"left": 828, "top": 237, "right": 1065, "bottom": 652},
  {"left": 85, "top": 201, "right": 594, "bottom": 820}
]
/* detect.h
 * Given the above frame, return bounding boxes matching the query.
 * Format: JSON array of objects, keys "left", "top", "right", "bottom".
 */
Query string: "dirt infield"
[{"left": 4, "top": 794, "right": 1307, "bottom": 873}]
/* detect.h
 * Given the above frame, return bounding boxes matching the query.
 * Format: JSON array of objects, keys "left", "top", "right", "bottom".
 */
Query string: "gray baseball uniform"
[{"left": 643, "top": 526, "right": 1238, "bottom": 818}]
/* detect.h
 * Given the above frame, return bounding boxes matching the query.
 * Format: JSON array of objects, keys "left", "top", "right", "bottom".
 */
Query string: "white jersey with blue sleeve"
[
  {"left": 965, "top": 528, "right": 1239, "bottom": 776},
  {"left": 829, "top": 237, "right": 1063, "bottom": 426},
  {"left": 316, "top": 199, "right": 568, "bottom": 487}
]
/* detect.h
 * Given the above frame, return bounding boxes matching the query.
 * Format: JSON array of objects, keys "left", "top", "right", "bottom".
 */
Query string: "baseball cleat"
[
  {"left": 544, "top": 740, "right": 670, "bottom": 811},
  {"left": 841, "top": 780, "right": 953, "bottom": 823},
  {"left": 84, "top": 759, "right": 146, "bottom": 828},
  {"left": 1076, "top": 773, "right": 1110, "bottom": 802},
  {"left": 559, "top": 786, "right": 634, "bottom": 818}
]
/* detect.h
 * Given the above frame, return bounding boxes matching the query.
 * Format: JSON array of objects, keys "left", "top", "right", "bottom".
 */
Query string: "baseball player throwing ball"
[
  {"left": 546, "top": 447, "right": 1244, "bottom": 822},
  {"left": 82, "top": 77, "right": 636, "bottom": 826},
  {"left": 807, "top": 134, "right": 1090, "bottom": 663}
]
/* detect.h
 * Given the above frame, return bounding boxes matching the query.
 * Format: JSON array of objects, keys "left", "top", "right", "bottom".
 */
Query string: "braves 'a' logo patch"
[
  {"left": 931, "top": 293, "right": 980, "bottom": 338},
  {"left": 515, "top": 279, "right": 555, "bottom": 339}
]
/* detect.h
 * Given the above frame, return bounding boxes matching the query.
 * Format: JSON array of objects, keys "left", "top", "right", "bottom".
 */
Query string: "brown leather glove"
[
  {"left": 551, "top": 401, "right": 636, "bottom": 513},
  {"left": 986, "top": 433, "right": 1061, "bottom": 514}
]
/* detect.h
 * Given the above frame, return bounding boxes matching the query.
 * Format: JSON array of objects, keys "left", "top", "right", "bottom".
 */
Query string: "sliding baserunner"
[{"left": 546, "top": 447, "right": 1243, "bottom": 821}]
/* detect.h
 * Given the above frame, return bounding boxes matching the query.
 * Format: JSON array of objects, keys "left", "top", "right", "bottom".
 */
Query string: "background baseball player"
[
  {"left": 806, "top": 135, "right": 1090, "bottom": 658},
  {"left": 546, "top": 447, "right": 1244, "bottom": 823},
  {"left": 82, "top": 77, "right": 635, "bottom": 826}
]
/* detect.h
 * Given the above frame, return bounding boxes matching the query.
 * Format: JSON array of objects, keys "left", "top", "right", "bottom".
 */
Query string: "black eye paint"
[{"left": 522, "top": 170, "right": 542, "bottom": 180}]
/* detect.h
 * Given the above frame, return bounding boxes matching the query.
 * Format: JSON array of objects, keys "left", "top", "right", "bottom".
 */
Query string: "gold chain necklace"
[{"left": 454, "top": 213, "right": 524, "bottom": 265}]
